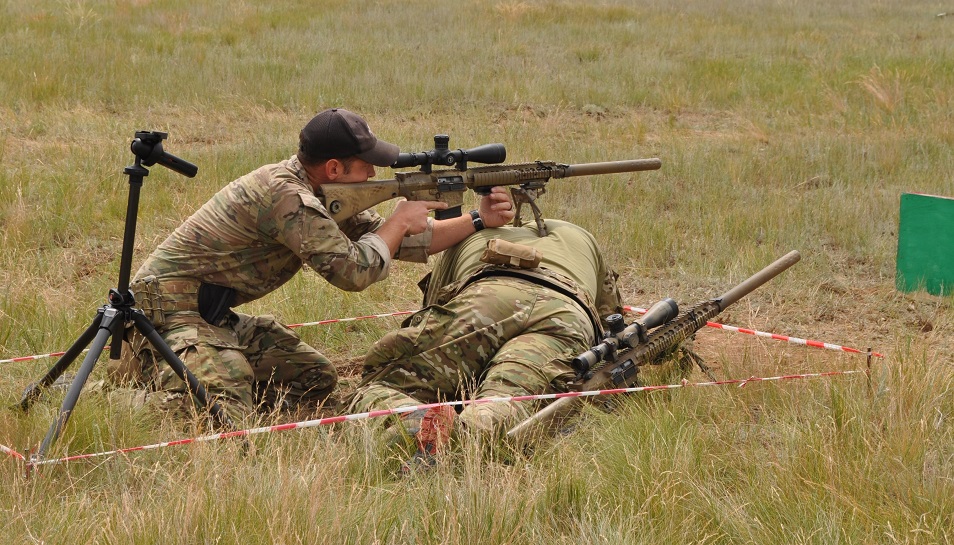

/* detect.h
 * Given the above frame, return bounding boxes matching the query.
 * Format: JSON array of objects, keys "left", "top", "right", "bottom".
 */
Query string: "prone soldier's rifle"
[
  {"left": 319, "top": 135, "right": 662, "bottom": 236},
  {"left": 506, "top": 250, "right": 802, "bottom": 443}
]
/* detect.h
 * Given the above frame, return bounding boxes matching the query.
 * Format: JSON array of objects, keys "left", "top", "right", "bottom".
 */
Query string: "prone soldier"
[{"left": 347, "top": 218, "right": 623, "bottom": 464}]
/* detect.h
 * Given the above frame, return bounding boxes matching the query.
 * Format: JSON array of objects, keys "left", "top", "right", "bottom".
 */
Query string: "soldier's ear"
[{"left": 324, "top": 159, "right": 345, "bottom": 181}]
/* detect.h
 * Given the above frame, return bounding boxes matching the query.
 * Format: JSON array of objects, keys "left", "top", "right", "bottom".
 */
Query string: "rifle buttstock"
[{"left": 506, "top": 396, "right": 580, "bottom": 444}]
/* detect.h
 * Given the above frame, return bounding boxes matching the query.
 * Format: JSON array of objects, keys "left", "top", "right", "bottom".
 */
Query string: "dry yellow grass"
[{"left": 1, "top": 0, "right": 953, "bottom": 543}]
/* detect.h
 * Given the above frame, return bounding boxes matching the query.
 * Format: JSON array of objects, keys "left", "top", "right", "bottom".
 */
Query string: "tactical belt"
[{"left": 131, "top": 276, "right": 235, "bottom": 326}]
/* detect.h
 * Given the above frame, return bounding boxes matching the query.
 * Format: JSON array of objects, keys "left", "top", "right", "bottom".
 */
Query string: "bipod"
[{"left": 17, "top": 131, "right": 234, "bottom": 464}]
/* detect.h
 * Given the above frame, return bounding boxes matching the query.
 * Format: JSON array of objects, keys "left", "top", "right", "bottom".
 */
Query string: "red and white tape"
[
  {"left": 26, "top": 368, "right": 867, "bottom": 467},
  {"left": 2, "top": 307, "right": 880, "bottom": 365},
  {"left": 285, "top": 310, "right": 414, "bottom": 329},
  {"left": 1, "top": 443, "right": 25, "bottom": 461},
  {"left": 2, "top": 350, "right": 74, "bottom": 365},
  {"left": 623, "top": 306, "right": 884, "bottom": 358},
  {"left": 0, "top": 311, "right": 417, "bottom": 365}
]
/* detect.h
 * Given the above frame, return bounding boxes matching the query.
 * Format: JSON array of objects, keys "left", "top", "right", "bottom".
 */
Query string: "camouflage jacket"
[{"left": 134, "top": 155, "right": 432, "bottom": 305}]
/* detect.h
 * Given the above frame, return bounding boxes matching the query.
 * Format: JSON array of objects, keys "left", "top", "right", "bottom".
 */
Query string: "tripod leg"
[
  {"left": 131, "top": 312, "right": 235, "bottom": 430},
  {"left": 18, "top": 311, "right": 104, "bottom": 411},
  {"left": 34, "top": 308, "right": 125, "bottom": 460}
]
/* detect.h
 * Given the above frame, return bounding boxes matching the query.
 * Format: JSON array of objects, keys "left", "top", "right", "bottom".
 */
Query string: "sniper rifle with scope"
[{"left": 319, "top": 134, "right": 661, "bottom": 236}]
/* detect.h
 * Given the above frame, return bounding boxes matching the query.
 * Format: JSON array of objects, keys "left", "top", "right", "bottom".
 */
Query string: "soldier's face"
[{"left": 335, "top": 158, "right": 377, "bottom": 183}]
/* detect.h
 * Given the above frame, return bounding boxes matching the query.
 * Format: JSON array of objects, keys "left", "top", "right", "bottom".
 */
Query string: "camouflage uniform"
[
  {"left": 113, "top": 155, "right": 432, "bottom": 420},
  {"left": 348, "top": 219, "right": 623, "bottom": 433}
]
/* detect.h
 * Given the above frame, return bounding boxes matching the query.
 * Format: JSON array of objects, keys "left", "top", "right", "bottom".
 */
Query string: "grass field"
[{"left": 2, "top": 1, "right": 953, "bottom": 543}]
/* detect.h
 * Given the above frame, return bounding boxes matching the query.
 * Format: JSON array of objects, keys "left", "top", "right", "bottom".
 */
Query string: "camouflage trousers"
[
  {"left": 348, "top": 277, "right": 595, "bottom": 434},
  {"left": 110, "top": 311, "right": 336, "bottom": 422}
]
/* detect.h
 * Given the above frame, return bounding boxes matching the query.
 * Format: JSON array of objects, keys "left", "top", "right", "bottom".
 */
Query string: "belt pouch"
[
  {"left": 134, "top": 275, "right": 166, "bottom": 327},
  {"left": 479, "top": 238, "right": 543, "bottom": 269}
]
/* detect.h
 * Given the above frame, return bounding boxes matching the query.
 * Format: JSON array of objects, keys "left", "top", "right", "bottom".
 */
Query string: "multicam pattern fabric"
[
  {"left": 135, "top": 154, "right": 431, "bottom": 301},
  {"left": 116, "top": 311, "right": 336, "bottom": 422},
  {"left": 349, "top": 220, "right": 624, "bottom": 434},
  {"left": 119, "top": 154, "right": 431, "bottom": 420},
  {"left": 349, "top": 277, "right": 593, "bottom": 433}
]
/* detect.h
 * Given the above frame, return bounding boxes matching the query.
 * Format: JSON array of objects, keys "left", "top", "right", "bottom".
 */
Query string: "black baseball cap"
[{"left": 298, "top": 108, "right": 399, "bottom": 167}]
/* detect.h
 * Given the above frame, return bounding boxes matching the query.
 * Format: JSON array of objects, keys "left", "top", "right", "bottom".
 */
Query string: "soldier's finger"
[{"left": 417, "top": 200, "right": 449, "bottom": 210}]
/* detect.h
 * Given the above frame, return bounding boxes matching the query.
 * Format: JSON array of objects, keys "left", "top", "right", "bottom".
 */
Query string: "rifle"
[
  {"left": 506, "top": 250, "right": 802, "bottom": 443},
  {"left": 319, "top": 135, "right": 662, "bottom": 236}
]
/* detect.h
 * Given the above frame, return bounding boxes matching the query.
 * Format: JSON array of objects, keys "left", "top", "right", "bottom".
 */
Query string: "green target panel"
[{"left": 896, "top": 192, "right": 954, "bottom": 296}]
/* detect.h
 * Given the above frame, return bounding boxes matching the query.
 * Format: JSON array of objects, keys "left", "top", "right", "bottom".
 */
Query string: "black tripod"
[{"left": 18, "top": 131, "right": 233, "bottom": 462}]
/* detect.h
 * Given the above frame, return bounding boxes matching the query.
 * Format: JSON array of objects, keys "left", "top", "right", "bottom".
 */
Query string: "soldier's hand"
[
  {"left": 478, "top": 187, "right": 516, "bottom": 228},
  {"left": 391, "top": 198, "right": 448, "bottom": 235}
]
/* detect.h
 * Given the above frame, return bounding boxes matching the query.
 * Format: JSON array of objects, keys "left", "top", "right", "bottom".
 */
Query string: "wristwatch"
[{"left": 469, "top": 209, "right": 485, "bottom": 232}]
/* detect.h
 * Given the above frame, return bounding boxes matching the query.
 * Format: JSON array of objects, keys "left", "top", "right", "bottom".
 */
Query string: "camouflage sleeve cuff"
[
  {"left": 359, "top": 232, "right": 393, "bottom": 280},
  {"left": 393, "top": 217, "right": 434, "bottom": 263}
]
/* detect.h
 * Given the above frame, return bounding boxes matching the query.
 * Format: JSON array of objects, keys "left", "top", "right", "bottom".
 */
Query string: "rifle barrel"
[
  {"left": 557, "top": 158, "right": 662, "bottom": 178},
  {"left": 716, "top": 250, "right": 801, "bottom": 309}
]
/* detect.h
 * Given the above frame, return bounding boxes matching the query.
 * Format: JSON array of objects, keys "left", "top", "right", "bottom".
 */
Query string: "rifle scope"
[
  {"left": 392, "top": 134, "right": 506, "bottom": 172},
  {"left": 572, "top": 298, "right": 679, "bottom": 377}
]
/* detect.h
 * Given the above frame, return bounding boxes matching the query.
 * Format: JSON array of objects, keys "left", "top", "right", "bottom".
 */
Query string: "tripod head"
[
  {"left": 130, "top": 131, "right": 198, "bottom": 178},
  {"left": 392, "top": 134, "right": 506, "bottom": 173}
]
